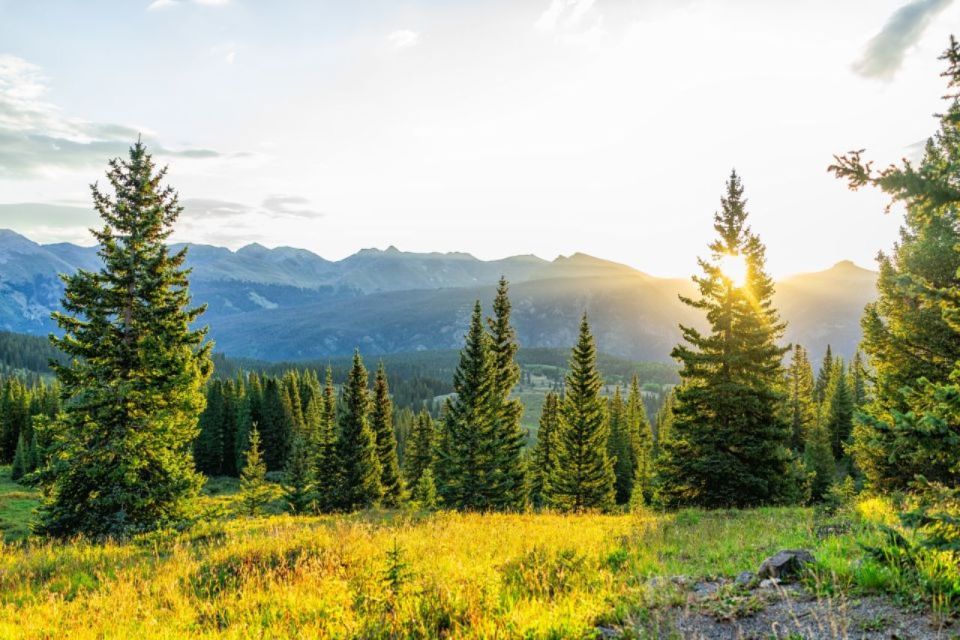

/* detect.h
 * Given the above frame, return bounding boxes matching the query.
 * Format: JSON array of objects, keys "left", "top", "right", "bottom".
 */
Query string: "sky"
[{"left": 0, "top": 0, "right": 959, "bottom": 278}]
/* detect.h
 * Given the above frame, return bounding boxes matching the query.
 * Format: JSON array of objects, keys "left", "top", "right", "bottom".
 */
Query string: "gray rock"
[
  {"left": 757, "top": 549, "right": 815, "bottom": 582},
  {"left": 759, "top": 578, "right": 781, "bottom": 589},
  {"left": 735, "top": 571, "right": 755, "bottom": 586}
]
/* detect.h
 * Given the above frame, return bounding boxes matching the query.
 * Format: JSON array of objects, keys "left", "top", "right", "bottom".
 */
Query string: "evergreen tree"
[
  {"left": 823, "top": 360, "right": 854, "bottom": 459},
  {"left": 239, "top": 426, "right": 271, "bottom": 516},
  {"left": 260, "top": 378, "right": 295, "bottom": 472},
  {"left": 334, "top": 351, "right": 382, "bottom": 510},
  {"left": 655, "top": 172, "right": 793, "bottom": 508},
  {"left": 848, "top": 350, "right": 869, "bottom": 410},
  {"left": 194, "top": 381, "right": 225, "bottom": 475},
  {"left": 371, "top": 363, "right": 404, "bottom": 506},
  {"left": 219, "top": 380, "right": 239, "bottom": 477},
  {"left": 0, "top": 379, "right": 28, "bottom": 463},
  {"left": 607, "top": 387, "right": 634, "bottom": 505},
  {"left": 626, "top": 375, "right": 654, "bottom": 504},
  {"left": 37, "top": 141, "right": 212, "bottom": 538},
  {"left": 653, "top": 387, "right": 676, "bottom": 457},
  {"left": 486, "top": 277, "right": 528, "bottom": 510},
  {"left": 804, "top": 417, "right": 835, "bottom": 501},
  {"left": 435, "top": 302, "right": 497, "bottom": 510},
  {"left": 786, "top": 345, "right": 817, "bottom": 451},
  {"left": 283, "top": 434, "right": 315, "bottom": 514},
  {"left": 411, "top": 468, "right": 438, "bottom": 510},
  {"left": 314, "top": 367, "right": 340, "bottom": 512},
  {"left": 814, "top": 345, "right": 834, "bottom": 404},
  {"left": 10, "top": 431, "right": 29, "bottom": 482},
  {"left": 548, "top": 315, "right": 616, "bottom": 512},
  {"left": 529, "top": 391, "right": 561, "bottom": 508},
  {"left": 403, "top": 409, "right": 435, "bottom": 489}
]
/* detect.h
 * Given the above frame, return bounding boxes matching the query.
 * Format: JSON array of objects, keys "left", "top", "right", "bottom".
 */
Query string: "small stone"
[
  {"left": 757, "top": 550, "right": 815, "bottom": 582},
  {"left": 735, "top": 571, "right": 755, "bottom": 586},
  {"left": 670, "top": 575, "right": 690, "bottom": 587},
  {"left": 759, "top": 578, "right": 781, "bottom": 589},
  {"left": 595, "top": 626, "right": 619, "bottom": 639}
]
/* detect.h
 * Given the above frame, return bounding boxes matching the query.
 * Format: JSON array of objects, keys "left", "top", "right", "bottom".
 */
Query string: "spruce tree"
[
  {"left": 314, "top": 367, "right": 340, "bottom": 512},
  {"left": 607, "top": 387, "right": 634, "bottom": 505},
  {"left": 411, "top": 468, "right": 438, "bottom": 510},
  {"left": 404, "top": 409, "right": 435, "bottom": 489},
  {"left": 655, "top": 172, "right": 793, "bottom": 508},
  {"left": 283, "top": 433, "right": 315, "bottom": 514},
  {"left": 626, "top": 375, "right": 654, "bottom": 504},
  {"left": 653, "top": 387, "right": 676, "bottom": 457},
  {"left": 786, "top": 345, "right": 817, "bottom": 451},
  {"left": 240, "top": 426, "right": 271, "bottom": 516},
  {"left": 371, "top": 363, "right": 404, "bottom": 507},
  {"left": 38, "top": 141, "right": 212, "bottom": 538},
  {"left": 486, "top": 277, "right": 528, "bottom": 510},
  {"left": 548, "top": 315, "right": 616, "bottom": 512},
  {"left": 814, "top": 345, "right": 834, "bottom": 404},
  {"left": 848, "top": 351, "right": 869, "bottom": 410},
  {"left": 260, "top": 378, "right": 295, "bottom": 472},
  {"left": 195, "top": 381, "right": 225, "bottom": 475},
  {"left": 823, "top": 360, "right": 854, "bottom": 459},
  {"left": 833, "top": 46, "right": 960, "bottom": 488},
  {"left": 435, "top": 302, "right": 496, "bottom": 510},
  {"left": 529, "top": 391, "right": 561, "bottom": 508},
  {"left": 804, "top": 418, "right": 835, "bottom": 501},
  {"left": 334, "top": 351, "right": 382, "bottom": 511}
]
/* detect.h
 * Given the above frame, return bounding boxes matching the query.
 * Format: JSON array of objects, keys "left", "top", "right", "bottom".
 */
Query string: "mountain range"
[{"left": 0, "top": 229, "right": 878, "bottom": 363}]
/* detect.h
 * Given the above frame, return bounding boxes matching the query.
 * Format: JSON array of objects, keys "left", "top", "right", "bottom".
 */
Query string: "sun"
[{"left": 718, "top": 253, "right": 748, "bottom": 288}]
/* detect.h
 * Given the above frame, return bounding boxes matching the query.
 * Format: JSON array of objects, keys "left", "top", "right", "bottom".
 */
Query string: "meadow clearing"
[{"left": 0, "top": 467, "right": 946, "bottom": 639}]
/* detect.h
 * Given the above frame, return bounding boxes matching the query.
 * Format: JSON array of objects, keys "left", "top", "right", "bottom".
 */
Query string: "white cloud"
[
  {"left": 853, "top": 0, "right": 954, "bottom": 80},
  {"left": 387, "top": 30, "right": 420, "bottom": 50},
  {"left": 147, "top": 0, "right": 177, "bottom": 10},
  {"left": 533, "top": 0, "right": 606, "bottom": 45}
]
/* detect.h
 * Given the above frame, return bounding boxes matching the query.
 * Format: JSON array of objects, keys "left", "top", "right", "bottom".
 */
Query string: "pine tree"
[
  {"left": 195, "top": 381, "right": 225, "bottom": 475},
  {"left": 10, "top": 431, "right": 29, "bottom": 482},
  {"left": 653, "top": 387, "right": 676, "bottom": 457},
  {"left": 314, "top": 367, "right": 340, "bottom": 512},
  {"left": 435, "top": 302, "right": 497, "bottom": 510},
  {"left": 529, "top": 391, "right": 561, "bottom": 508},
  {"left": 486, "top": 277, "right": 528, "bottom": 510},
  {"left": 283, "top": 434, "right": 315, "bottom": 514},
  {"left": 404, "top": 409, "right": 435, "bottom": 489},
  {"left": 655, "top": 172, "right": 793, "bottom": 508},
  {"left": 371, "top": 363, "right": 404, "bottom": 507},
  {"left": 848, "top": 351, "right": 869, "bottom": 410},
  {"left": 260, "top": 378, "right": 295, "bottom": 472},
  {"left": 411, "top": 468, "right": 438, "bottom": 510},
  {"left": 548, "top": 315, "right": 616, "bottom": 512},
  {"left": 786, "top": 345, "right": 817, "bottom": 451},
  {"left": 0, "top": 379, "right": 28, "bottom": 463},
  {"left": 814, "top": 345, "right": 834, "bottom": 404},
  {"left": 37, "top": 141, "right": 212, "bottom": 538},
  {"left": 804, "top": 417, "right": 835, "bottom": 501},
  {"left": 823, "top": 360, "right": 854, "bottom": 459},
  {"left": 626, "top": 375, "right": 654, "bottom": 504},
  {"left": 219, "top": 380, "right": 239, "bottom": 477},
  {"left": 607, "top": 387, "right": 634, "bottom": 505},
  {"left": 240, "top": 426, "right": 271, "bottom": 516},
  {"left": 334, "top": 351, "right": 382, "bottom": 511}
]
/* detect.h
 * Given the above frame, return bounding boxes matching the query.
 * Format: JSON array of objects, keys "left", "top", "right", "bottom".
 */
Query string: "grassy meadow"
[{"left": 0, "top": 466, "right": 939, "bottom": 639}]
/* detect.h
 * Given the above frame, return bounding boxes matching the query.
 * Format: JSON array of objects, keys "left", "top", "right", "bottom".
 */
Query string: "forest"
[{"left": 2, "top": 31, "right": 960, "bottom": 640}]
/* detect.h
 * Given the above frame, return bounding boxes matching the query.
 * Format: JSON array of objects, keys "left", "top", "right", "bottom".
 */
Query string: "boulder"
[
  {"left": 757, "top": 550, "right": 814, "bottom": 582},
  {"left": 734, "top": 571, "right": 755, "bottom": 586}
]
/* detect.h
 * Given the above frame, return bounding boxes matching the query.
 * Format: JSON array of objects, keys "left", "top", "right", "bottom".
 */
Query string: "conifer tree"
[
  {"left": 529, "top": 391, "right": 561, "bottom": 508},
  {"left": 655, "top": 172, "right": 793, "bottom": 508},
  {"left": 219, "top": 380, "right": 239, "bottom": 477},
  {"left": 823, "top": 360, "right": 854, "bottom": 459},
  {"left": 549, "top": 315, "right": 616, "bottom": 512},
  {"left": 607, "top": 387, "right": 634, "bottom": 505},
  {"left": 240, "top": 426, "right": 271, "bottom": 516},
  {"left": 260, "top": 378, "right": 295, "bottom": 472},
  {"left": 626, "top": 375, "right": 654, "bottom": 504},
  {"left": 411, "top": 468, "right": 438, "bottom": 510},
  {"left": 195, "top": 381, "right": 225, "bottom": 475},
  {"left": 653, "top": 387, "right": 676, "bottom": 457},
  {"left": 786, "top": 345, "right": 817, "bottom": 451},
  {"left": 814, "top": 345, "right": 834, "bottom": 404},
  {"left": 334, "top": 351, "right": 382, "bottom": 510},
  {"left": 848, "top": 351, "right": 869, "bottom": 410},
  {"left": 283, "top": 433, "right": 315, "bottom": 514},
  {"left": 486, "top": 277, "right": 528, "bottom": 510},
  {"left": 314, "top": 367, "right": 340, "bottom": 512},
  {"left": 804, "top": 418, "right": 835, "bottom": 501},
  {"left": 0, "top": 379, "right": 28, "bottom": 463},
  {"left": 10, "top": 431, "right": 29, "bottom": 482},
  {"left": 371, "top": 363, "right": 404, "bottom": 506},
  {"left": 435, "top": 302, "right": 496, "bottom": 510},
  {"left": 403, "top": 409, "right": 435, "bottom": 489},
  {"left": 37, "top": 141, "right": 212, "bottom": 538}
]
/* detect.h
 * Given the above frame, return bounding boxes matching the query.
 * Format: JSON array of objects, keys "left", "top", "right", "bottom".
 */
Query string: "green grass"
[{"left": 0, "top": 467, "right": 951, "bottom": 638}]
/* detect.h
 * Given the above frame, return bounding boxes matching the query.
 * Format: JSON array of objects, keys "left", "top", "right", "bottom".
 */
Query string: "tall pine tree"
[
  {"left": 548, "top": 315, "right": 616, "bottom": 512},
  {"left": 486, "top": 277, "right": 528, "bottom": 510},
  {"left": 334, "top": 351, "right": 382, "bottom": 510},
  {"left": 38, "top": 141, "right": 212, "bottom": 538},
  {"left": 403, "top": 409, "right": 435, "bottom": 490},
  {"left": 529, "top": 391, "right": 561, "bottom": 509},
  {"left": 786, "top": 345, "right": 817, "bottom": 451},
  {"left": 371, "top": 363, "right": 404, "bottom": 507},
  {"left": 655, "top": 172, "right": 793, "bottom": 508}
]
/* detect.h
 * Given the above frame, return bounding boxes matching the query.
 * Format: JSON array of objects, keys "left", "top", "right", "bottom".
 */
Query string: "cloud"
[
  {"left": 533, "top": 0, "right": 606, "bottom": 45},
  {"left": 387, "top": 30, "right": 420, "bottom": 50},
  {"left": 0, "top": 54, "right": 219, "bottom": 177},
  {"left": 261, "top": 195, "right": 324, "bottom": 219},
  {"left": 853, "top": 0, "right": 954, "bottom": 80},
  {"left": 182, "top": 198, "right": 252, "bottom": 219}
]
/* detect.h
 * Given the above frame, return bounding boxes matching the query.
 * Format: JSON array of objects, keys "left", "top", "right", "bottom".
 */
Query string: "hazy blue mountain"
[{"left": 0, "top": 229, "right": 878, "bottom": 362}]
